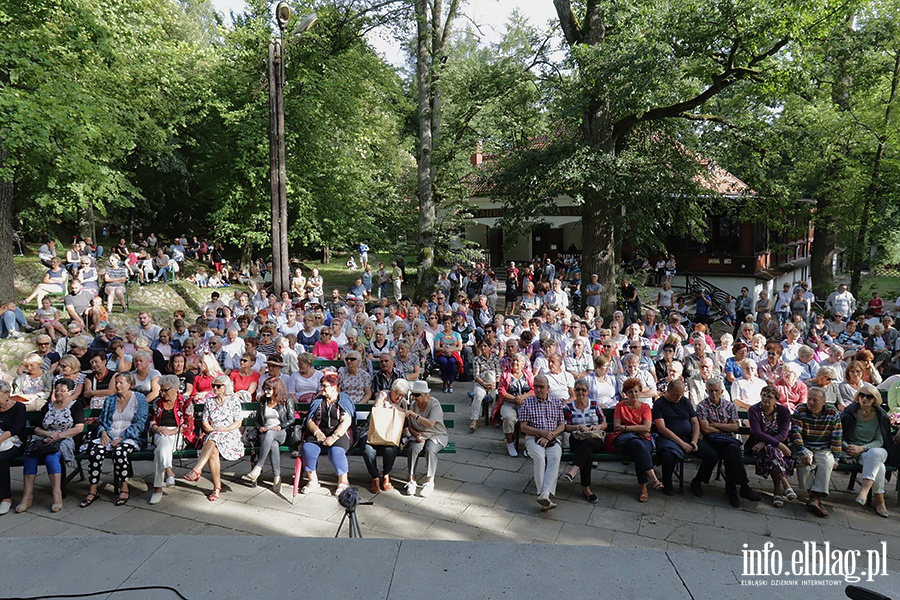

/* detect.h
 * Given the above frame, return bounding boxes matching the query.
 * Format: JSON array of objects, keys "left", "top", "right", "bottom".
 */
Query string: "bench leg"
[
  {"left": 847, "top": 471, "right": 858, "bottom": 491},
  {"left": 292, "top": 455, "right": 303, "bottom": 504}
]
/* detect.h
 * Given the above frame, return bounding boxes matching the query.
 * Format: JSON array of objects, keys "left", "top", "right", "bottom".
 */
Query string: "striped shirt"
[
  {"left": 790, "top": 404, "right": 842, "bottom": 455},
  {"left": 105, "top": 266, "right": 128, "bottom": 286}
]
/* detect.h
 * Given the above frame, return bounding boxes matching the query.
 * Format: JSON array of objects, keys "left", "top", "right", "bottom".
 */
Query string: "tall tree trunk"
[
  {"left": 582, "top": 191, "right": 617, "bottom": 319},
  {"left": 0, "top": 148, "right": 14, "bottom": 302},
  {"left": 809, "top": 192, "right": 837, "bottom": 300},
  {"left": 414, "top": 0, "right": 436, "bottom": 296}
]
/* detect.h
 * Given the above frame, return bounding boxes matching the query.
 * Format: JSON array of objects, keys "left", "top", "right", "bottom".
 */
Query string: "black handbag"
[{"left": 26, "top": 437, "right": 62, "bottom": 458}]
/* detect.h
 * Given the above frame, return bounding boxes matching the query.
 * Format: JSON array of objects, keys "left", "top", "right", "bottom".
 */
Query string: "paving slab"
[{"left": 388, "top": 542, "right": 691, "bottom": 600}]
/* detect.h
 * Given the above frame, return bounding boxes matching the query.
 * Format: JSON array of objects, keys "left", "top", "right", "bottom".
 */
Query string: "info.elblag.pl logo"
[{"left": 741, "top": 542, "right": 890, "bottom": 586}]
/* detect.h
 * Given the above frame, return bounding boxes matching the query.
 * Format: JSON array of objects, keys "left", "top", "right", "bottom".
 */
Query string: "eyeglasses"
[
  {"left": 603, "top": 345, "right": 612, "bottom": 348},
  {"left": 345, "top": 357, "right": 358, "bottom": 361},
  {"left": 38, "top": 342, "right": 51, "bottom": 346},
  {"left": 212, "top": 384, "right": 225, "bottom": 389},
  {"left": 322, "top": 332, "right": 331, "bottom": 336},
  {"left": 411, "top": 392, "right": 425, "bottom": 397},
  {"left": 260, "top": 333, "right": 271, "bottom": 337},
  {"left": 858, "top": 392, "right": 876, "bottom": 400},
  {"left": 240, "top": 358, "right": 251, "bottom": 363},
  {"left": 574, "top": 387, "right": 588, "bottom": 392},
  {"left": 160, "top": 387, "right": 174, "bottom": 393}
]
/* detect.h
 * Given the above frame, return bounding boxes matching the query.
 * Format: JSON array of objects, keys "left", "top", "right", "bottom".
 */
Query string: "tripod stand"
[
  {"left": 334, "top": 500, "right": 372, "bottom": 538},
  {"left": 334, "top": 487, "right": 373, "bottom": 538}
]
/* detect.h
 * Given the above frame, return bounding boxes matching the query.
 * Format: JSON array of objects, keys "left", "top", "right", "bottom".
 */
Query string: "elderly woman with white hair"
[
  {"left": 183, "top": 375, "right": 244, "bottom": 502},
  {"left": 12, "top": 353, "right": 54, "bottom": 409},
  {"left": 805, "top": 366, "right": 841, "bottom": 406},
  {"left": 363, "top": 378, "right": 410, "bottom": 493},
  {"left": 774, "top": 362, "right": 808, "bottom": 412},
  {"left": 793, "top": 345, "right": 820, "bottom": 382},
  {"left": 730, "top": 359, "right": 766, "bottom": 410}
]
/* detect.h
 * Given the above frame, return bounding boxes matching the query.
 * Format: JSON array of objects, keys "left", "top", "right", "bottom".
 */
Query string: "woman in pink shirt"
[{"left": 313, "top": 327, "right": 340, "bottom": 360}]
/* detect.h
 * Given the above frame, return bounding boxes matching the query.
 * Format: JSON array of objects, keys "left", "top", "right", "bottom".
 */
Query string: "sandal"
[
  {"left": 639, "top": 485, "right": 649, "bottom": 503},
  {"left": 208, "top": 488, "right": 220, "bottom": 502},
  {"left": 300, "top": 481, "right": 320, "bottom": 495},
  {"left": 772, "top": 495, "right": 784, "bottom": 508},
  {"left": 562, "top": 472, "right": 576, "bottom": 483},
  {"left": 183, "top": 469, "right": 201, "bottom": 483},
  {"left": 79, "top": 493, "right": 100, "bottom": 509},
  {"left": 652, "top": 480, "right": 665, "bottom": 491},
  {"left": 114, "top": 492, "right": 130, "bottom": 506},
  {"left": 784, "top": 487, "right": 797, "bottom": 501},
  {"left": 334, "top": 483, "right": 349, "bottom": 497}
]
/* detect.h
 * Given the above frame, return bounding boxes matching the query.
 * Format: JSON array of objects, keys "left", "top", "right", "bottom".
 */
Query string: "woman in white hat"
[{"left": 405, "top": 381, "right": 448, "bottom": 498}]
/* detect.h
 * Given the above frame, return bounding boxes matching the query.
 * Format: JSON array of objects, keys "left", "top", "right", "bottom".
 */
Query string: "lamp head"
[
  {"left": 275, "top": 2, "right": 291, "bottom": 31},
  {"left": 291, "top": 13, "right": 318, "bottom": 36}
]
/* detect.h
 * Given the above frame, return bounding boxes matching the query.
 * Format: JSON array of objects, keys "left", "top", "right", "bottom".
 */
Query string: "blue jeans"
[
  {"left": 0, "top": 307, "right": 26, "bottom": 338},
  {"left": 23, "top": 451, "right": 63, "bottom": 475},
  {"left": 155, "top": 266, "right": 172, "bottom": 282},
  {"left": 301, "top": 441, "right": 349, "bottom": 475},
  {"left": 625, "top": 299, "right": 642, "bottom": 324}
]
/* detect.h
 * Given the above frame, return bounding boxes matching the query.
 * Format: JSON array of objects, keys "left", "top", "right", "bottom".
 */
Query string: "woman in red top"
[
  {"left": 611, "top": 378, "right": 664, "bottom": 502},
  {"left": 192, "top": 354, "right": 222, "bottom": 403},
  {"left": 229, "top": 352, "right": 260, "bottom": 399},
  {"left": 313, "top": 327, "right": 340, "bottom": 360}
]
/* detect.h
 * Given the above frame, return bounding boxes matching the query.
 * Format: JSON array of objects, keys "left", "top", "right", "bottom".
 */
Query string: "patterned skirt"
[{"left": 753, "top": 445, "right": 794, "bottom": 479}]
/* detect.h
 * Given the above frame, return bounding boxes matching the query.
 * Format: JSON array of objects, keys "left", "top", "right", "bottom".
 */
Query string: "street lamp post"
[{"left": 268, "top": 3, "right": 317, "bottom": 296}]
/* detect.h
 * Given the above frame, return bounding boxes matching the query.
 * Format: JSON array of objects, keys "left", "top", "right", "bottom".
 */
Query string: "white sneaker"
[
  {"left": 507, "top": 443, "right": 518, "bottom": 457},
  {"left": 0, "top": 500, "right": 10, "bottom": 515},
  {"left": 536, "top": 494, "right": 551, "bottom": 508},
  {"left": 148, "top": 492, "right": 163, "bottom": 505},
  {"left": 164, "top": 476, "right": 175, "bottom": 487},
  {"left": 419, "top": 481, "right": 435, "bottom": 498},
  {"left": 405, "top": 480, "right": 417, "bottom": 496}
]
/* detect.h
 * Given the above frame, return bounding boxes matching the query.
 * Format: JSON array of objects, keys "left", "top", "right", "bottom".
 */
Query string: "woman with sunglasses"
[
  {"left": 148, "top": 375, "right": 195, "bottom": 504},
  {"left": 561, "top": 378, "right": 607, "bottom": 503},
  {"left": 841, "top": 384, "right": 900, "bottom": 518},
  {"left": 183, "top": 375, "right": 243, "bottom": 501},
  {"left": 244, "top": 379, "right": 293, "bottom": 492},
  {"left": 192, "top": 353, "right": 224, "bottom": 403},
  {"left": 313, "top": 327, "right": 340, "bottom": 360},
  {"left": 229, "top": 352, "right": 260, "bottom": 399},
  {"left": 338, "top": 350, "right": 372, "bottom": 404},
  {"left": 405, "top": 380, "right": 447, "bottom": 498}
]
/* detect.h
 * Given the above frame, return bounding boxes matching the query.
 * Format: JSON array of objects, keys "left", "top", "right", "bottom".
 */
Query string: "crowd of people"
[{"left": 0, "top": 238, "right": 899, "bottom": 524}]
